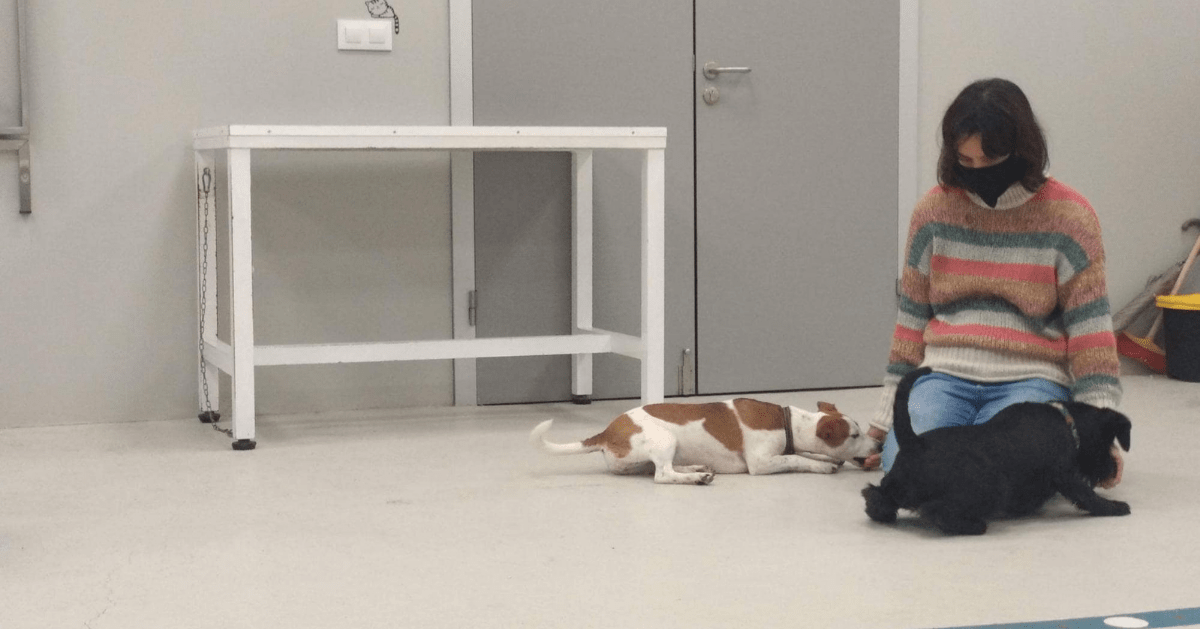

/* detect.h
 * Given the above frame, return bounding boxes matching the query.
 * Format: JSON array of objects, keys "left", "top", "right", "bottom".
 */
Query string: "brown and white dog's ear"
[
  {"left": 817, "top": 401, "right": 839, "bottom": 414},
  {"left": 816, "top": 415, "right": 850, "bottom": 447}
]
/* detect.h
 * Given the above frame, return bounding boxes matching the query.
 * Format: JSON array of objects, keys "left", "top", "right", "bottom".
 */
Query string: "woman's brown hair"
[{"left": 937, "top": 78, "right": 1048, "bottom": 192}]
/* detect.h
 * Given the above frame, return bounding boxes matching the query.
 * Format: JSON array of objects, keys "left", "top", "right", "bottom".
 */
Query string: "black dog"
[{"left": 862, "top": 367, "right": 1131, "bottom": 535}]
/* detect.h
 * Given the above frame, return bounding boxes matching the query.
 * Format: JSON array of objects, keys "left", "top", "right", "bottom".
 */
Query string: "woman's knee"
[
  {"left": 907, "top": 373, "right": 976, "bottom": 433},
  {"left": 880, "top": 431, "right": 899, "bottom": 473},
  {"left": 977, "top": 378, "right": 1070, "bottom": 423},
  {"left": 1013, "top": 378, "right": 1070, "bottom": 403}
]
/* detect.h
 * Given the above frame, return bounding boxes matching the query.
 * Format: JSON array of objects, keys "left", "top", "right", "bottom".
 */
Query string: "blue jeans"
[{"left": 880, "top": 372, "right": 1070, "bottom": 473}]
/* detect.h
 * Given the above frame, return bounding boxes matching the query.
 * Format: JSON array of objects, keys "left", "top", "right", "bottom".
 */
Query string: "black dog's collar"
[
  {"left": 782, "top": 406, "right": 795, "bottom": 455},
  {"left": 1050, "top": 402, "right": 1081, "bottom": 449}
]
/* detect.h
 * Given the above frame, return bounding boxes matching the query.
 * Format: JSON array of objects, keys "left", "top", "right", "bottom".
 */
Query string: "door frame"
[
  {"left": 447, "top": 0, "right": 920, "bottom": 405},
  {"left": 449, "top": 0, "right": 476, "bottom": 404}
]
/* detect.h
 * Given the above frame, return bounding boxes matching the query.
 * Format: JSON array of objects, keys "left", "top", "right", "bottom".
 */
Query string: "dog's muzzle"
[{"left": 849, "top": 439, "right": 884, "bottom": 468}]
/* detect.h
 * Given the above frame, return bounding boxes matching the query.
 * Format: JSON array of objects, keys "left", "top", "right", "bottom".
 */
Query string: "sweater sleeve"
[
  {"left": 1055, "top": 200, "right": 1123, "bottom": 409},
  {"left": 871, "top": 197, "right": 937, "bottom": 431}
]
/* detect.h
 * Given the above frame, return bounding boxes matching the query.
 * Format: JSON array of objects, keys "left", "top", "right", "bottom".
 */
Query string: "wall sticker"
[{"left": 365, "top": 0, "right": 400, "bottom": 34}]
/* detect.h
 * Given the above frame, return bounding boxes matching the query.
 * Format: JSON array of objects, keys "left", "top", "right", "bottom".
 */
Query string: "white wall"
[
  {"left": 0, "top": 0, "right": 453, "bottom": 427},
  {"left": 916, "top": 0, "right": 1200, "bottom": 309}
]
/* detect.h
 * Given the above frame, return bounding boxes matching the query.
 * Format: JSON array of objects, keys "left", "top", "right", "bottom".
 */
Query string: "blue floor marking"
[{"left": 933, "top": 606, "right": 1200, "bottom": 629}]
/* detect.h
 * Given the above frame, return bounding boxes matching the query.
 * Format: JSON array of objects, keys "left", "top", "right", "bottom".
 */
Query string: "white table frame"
[{"left": 193, "top": 125, "right": 667, "bottom": 449}]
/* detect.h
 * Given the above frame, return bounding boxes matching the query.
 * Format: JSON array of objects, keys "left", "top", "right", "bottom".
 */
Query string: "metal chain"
[{"left": 198, "top": 169, "right": 231, "bottom": 437}]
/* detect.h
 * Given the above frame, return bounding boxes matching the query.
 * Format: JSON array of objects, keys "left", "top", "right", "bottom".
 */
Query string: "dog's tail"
[
  {"left": 529, "top": 420, "right": 603, "bottom": 456},
  {"left": 892, "top": 367, "right": 933, "bottom": 452}
]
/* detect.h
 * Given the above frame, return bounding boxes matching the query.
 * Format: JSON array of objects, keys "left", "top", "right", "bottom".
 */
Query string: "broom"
[{"left": 1117, "top": 219, "right": 1200, "bottom": 372}]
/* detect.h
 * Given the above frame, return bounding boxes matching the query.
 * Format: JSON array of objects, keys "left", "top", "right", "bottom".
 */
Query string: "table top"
[{"left": 193, "top": 125, "right": 667, "bottom": 151}]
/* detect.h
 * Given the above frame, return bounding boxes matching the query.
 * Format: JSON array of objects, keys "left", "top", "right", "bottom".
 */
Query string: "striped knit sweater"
[{"left": 872, "top": 178, "right": 1123, "bottom": 432}]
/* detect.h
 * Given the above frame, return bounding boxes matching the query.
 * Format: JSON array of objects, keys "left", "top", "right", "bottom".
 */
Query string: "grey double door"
[{"left": 473, "top": 2, "right": 898, "bottom": 403}]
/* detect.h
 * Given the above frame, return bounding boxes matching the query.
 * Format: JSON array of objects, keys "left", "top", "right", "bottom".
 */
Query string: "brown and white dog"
[{"left": 530, "top": 399, "right": 879, "bottom": 485}]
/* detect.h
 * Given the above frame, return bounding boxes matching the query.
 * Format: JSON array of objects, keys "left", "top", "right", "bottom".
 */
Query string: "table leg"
[
  {"left": 571, "top": 150, "right": 594, "bottom": 404},
  {"left": 641, "top": 148, "right": 666, "bottom": 405},
  {"left": 226, "top": 148, "right": 257, "bottom": 450}
]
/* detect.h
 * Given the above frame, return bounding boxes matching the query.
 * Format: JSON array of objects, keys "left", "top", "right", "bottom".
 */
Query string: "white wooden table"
[{"left": 193, "top": 125, "right": 667, "bottom": 449}]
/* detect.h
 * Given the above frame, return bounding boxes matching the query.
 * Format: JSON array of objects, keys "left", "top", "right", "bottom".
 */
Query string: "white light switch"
[{"left": 338, "top": 19, "right": 392, "bottom": 51}]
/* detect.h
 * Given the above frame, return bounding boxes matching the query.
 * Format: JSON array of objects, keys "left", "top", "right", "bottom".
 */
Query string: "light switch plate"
[{"left": 338, "top": 19, "right": 392, "bottom": 51}]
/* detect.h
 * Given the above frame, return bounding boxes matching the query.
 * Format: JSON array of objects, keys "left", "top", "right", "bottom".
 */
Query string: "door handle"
[{"left": 703, "top": 61, "right": 752, "bottom": 80}]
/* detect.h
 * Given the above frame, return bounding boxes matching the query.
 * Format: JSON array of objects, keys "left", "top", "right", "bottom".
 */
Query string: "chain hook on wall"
[{"left": 197, "top": 167, "right": 229, "bottom": 436}]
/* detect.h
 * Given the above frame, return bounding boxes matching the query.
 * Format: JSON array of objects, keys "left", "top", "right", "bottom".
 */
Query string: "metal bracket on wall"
[
  {"left": 677, "top": 348, "right": 695, "bottom": 396},
  {"left": 3, "top": 0, "right": 31, "bottom": 214},
  {"left": 0, "top": 138, "right": 29, "bottom": 213}
]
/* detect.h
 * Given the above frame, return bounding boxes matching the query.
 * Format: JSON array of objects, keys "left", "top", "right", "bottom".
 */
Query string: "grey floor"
[{"left": 3, "top": 373, "right": 1198, "bottom": 629}]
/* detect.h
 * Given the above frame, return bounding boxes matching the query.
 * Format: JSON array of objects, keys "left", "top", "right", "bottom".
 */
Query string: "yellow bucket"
[
  {"left": 1156, "top": 293, "right": 1200, "bottom": 381},
  {"left": 1156, "top": 294, "right": 1200, "bottom": 311}
]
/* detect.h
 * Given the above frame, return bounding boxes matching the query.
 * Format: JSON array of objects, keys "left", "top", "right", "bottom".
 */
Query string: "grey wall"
[
  {"left": 3, "top": 1, "right": 1200, "bottom": 429},
  {"left": 471, "top": 2, "right": 694, "bottom": 403},
  {"left": 0, "top": 1, "right": 452, "bottom": 427}
]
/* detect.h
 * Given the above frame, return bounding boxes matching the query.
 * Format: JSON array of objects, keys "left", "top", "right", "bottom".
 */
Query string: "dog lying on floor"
[
  {"left": 530, "top": 399, "right": 880, "bottom": 485},
  {"left": 862, "top": 367, "right": 1131, "bottom": 535}
]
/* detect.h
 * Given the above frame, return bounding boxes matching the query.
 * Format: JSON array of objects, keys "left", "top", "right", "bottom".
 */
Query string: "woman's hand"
[
  {"left": 1098, "top": 446, "right": 1124, "bottom": 489},
  {"left": 861, "top": 427, "right": 888, "bottom": 470}
]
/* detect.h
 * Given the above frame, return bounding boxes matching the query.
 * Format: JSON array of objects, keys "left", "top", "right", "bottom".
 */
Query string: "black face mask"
[{"left": 956, "top": 156, "right": 1027, "bottom": 208}]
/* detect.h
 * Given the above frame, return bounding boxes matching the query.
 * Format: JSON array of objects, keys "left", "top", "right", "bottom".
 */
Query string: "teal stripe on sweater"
[
  {"left": 898, "top": 294, "right": 934, "bottom": 319},
  {"left": 1062, "top": 296, "right": 1112, "bottom": 327},
  {"left": 935, "top": 299, "right": 1065, "bottom": 335},
  {"left": 886, "top": 362, "right": 916, "bottom": 378},
  {"left": 903, "top": 292, "right": 1112, "bottom": 334},
  {"left": 1072, "top": 373, "right": 1122, "bottom": 394},
  {"left": 935, "top": 298, "right": 1034, "bottom": 318},
  {"left": 908, "top": 223, "right": 1090, "bottom": 273}
]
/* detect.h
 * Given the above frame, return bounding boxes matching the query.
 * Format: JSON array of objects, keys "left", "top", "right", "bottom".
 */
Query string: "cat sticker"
[{"left": 365, "top": 0, "right": 400, "bottom": 35}]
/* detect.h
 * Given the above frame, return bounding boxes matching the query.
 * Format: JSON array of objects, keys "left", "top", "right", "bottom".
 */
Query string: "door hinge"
[{"left": 467, "top": 290, "right": 478, "bottom": 327}]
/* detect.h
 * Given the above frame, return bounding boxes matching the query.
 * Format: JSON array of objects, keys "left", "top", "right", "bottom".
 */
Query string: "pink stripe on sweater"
[
  {"left": 894, "top": 325, "right": 924, "bottom": 343},
  {"left": 1069, "top": 331, "right": 1117, "bottom": 351},
  {"left": 931, "top": 255, "right": 1056, "bottom": 284},
  {"left": 928, "top": 321, "right": 1067, "bottom": 352}
]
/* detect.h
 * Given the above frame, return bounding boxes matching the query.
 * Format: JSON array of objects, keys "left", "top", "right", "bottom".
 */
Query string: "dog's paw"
[
  {"left": 1091, "top": 499, "right": 1131, "bottom": 517},
  {"left": 814, "top": 461, "right": 839, "bottom": 474},
  {"left": 862, "top": 485, "right": 898, "bottom": 524},
  {"left": 675, "top": 465, "right": 714, "bottom": 475},
  {"left": 696, "top": 472, "right": 715, "bottom": 485}
]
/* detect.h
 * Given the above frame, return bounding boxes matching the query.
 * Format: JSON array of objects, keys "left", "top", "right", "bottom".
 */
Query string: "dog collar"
[
  {"left": 1049, "top": 402, "right": 1081, "bottom": 449},
  {"left": 782, "top": 406, "right": 795, "bottom": 455}
]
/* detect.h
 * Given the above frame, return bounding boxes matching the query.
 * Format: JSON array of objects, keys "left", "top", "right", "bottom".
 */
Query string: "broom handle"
[{"left": 1147, "top": 229, "right": 1200, "bottom": 339}]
